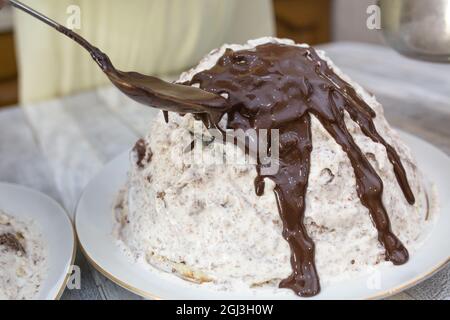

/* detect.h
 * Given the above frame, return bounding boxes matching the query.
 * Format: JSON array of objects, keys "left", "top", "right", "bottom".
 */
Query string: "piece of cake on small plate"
[{"left": 0, "top": 210, "right": 47, "bottom": 300}]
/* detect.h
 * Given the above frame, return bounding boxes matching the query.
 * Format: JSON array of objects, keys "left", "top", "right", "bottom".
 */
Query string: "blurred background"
[{"left": 0, "top": 0, "right": 379, "bottom": 108}]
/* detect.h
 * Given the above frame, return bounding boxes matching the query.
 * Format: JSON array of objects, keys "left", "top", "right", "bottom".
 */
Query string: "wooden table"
[{"left": 0, "top": 42, "right": 449, "bottom": 300}]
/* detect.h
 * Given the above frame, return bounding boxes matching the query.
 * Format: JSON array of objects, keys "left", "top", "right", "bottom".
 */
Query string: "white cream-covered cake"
[
  {"left": 0, "top": 210, "right": 47, "bottom": 300},
  {"left": 114, "top": 38, "right": 436, "bottom": 295}
]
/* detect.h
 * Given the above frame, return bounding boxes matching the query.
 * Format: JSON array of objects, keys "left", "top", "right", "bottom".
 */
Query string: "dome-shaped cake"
[{"left": 115, "top": 38, "right": 434, "bottom": 297}]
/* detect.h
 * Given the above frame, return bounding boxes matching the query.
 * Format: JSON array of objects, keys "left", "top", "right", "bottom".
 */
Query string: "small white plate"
[
  {"left": 0, "top": 183, "right": 76, "bottom": 300},
  {"left": 76, "top": 131, "right": 450, "bottom": 299}
]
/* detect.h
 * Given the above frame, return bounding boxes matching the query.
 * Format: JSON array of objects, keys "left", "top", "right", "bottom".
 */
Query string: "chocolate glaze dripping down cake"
[
  {"left": 175, "top": 43, "right": 415, "bottom": 297},
  {"left": 129, "top": 42, "right": 416, "bottom": 297}
]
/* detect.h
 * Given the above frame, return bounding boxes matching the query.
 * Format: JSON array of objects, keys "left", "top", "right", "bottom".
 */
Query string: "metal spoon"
[{"left": 8, "top": 0, "right": 228, "bottom": 114}]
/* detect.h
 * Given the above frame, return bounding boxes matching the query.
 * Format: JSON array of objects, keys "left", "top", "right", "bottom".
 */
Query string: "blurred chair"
[{"left": 14, "top": 0, "right": 274, "bottom": 104}]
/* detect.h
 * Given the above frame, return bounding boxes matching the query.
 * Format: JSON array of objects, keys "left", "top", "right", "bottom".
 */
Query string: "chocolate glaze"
[{"left": 183, "top": 43, "right": 414, "bottom": 297}]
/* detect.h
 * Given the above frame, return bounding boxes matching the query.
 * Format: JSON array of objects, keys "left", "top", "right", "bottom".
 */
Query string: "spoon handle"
[
  {"left": 9, "top": 0, "right": 98, "bottom": 55},
  {"left": 9, "top": 0, "right": 60, "bottom": 29}
]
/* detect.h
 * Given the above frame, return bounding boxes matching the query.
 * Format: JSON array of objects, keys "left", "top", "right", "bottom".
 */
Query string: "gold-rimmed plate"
[
  {"left": 0, "top": 183, "right": 76, "bottom": 300},
  {"left": 75, "top": 130, "right": 449, "bottom": 299}
]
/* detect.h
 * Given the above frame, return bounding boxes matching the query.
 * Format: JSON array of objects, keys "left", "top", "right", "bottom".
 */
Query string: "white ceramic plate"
[
  {"left": 76, "top": 131, "right": 450, "bottom": 299},
  {"left": 0, "top": 183, "right": 75, "bottom": 300}
]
